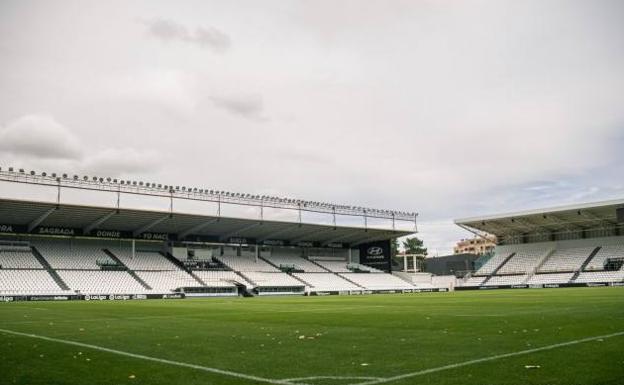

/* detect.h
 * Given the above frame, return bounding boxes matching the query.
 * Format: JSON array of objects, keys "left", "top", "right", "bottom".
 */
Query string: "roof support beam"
[
  {"left": 83, "top": 211, "right": 116, "bottom": 234},
  {"left": 290, "top": 227, "right": 337, "bottom": 243},
  {"left": 178, "top": 218, "right": 220, "bottom": 239},
  {"left": 27, "top": 207, "right": 56, "bottom": 232},
  {"left": 577, "top": 210, "right": 616, "bottom": 227},
  {"left": 133, "top": 215, "right": 170, "bottom": 237},
  {"left": 541, "top": 214, "right": 584, "bottom": 231},
  {"left": 351, "top": 231, "right": 396, "bottom": 247},
  {"left": 456, "top": 223, "right": 495, "bottom": 243},
  {"left": 322, "top": 230, "right": 366, "bottom": 246},
  {"left": 219, "top": 223, "right": 262, "bottom": 242},
  {"left": 257, "top": 225, "right": 302, "bottom": 242}
]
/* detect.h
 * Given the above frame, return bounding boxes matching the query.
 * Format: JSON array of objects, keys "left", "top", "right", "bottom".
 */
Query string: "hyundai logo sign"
[{"left": 367, "top": 246, "right": 384, "bottom": 256}]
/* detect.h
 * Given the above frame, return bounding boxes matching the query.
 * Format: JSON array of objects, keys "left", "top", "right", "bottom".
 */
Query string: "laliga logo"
[{"left": 367, "top": 246, "right": 384, "bottom": 256}]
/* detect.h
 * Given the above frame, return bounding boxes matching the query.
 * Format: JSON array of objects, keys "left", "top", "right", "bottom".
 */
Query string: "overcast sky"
[{"left": 1, "top": 0, "right": 623, "bottom": 255}]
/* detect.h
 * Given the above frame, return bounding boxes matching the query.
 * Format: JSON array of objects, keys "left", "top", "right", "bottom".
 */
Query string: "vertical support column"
[
  {"left": 169, "top": 191, "right": 174, "bottom": 217},
  {"left": 56, "top": 178, "right": 61, "bottom": 209},
  {"left": 116, "top": 186, "right": 121, "bottom": 213},
  {"left": 403, "top": 255, "right": 407, "bottom": 272},
  {"left": 132, "top": 239, "right": 136, "bottom": 259},
  {"left": 255, "top": 244, "right": 259, "bottom": 263},
  {"left": 348, "top": 248, "right": 352, "bottom": 263}
]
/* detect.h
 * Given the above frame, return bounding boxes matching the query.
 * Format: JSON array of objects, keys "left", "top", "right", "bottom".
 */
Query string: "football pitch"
[{"left": 1, "top": 287, "right": 623, "bottom": 385}]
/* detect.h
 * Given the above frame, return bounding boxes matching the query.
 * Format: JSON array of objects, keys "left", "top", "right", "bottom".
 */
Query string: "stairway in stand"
[{"left": 31, "top": 246, "right": 70, "bottom": 291}]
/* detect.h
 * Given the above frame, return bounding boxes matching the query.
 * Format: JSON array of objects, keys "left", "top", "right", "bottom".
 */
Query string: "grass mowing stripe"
[
  {"left": 353, "top": 330, "right": 624, "bottom": 385},
  {"left": 0, "top": 328, "right": 306, "bottom": 385}
]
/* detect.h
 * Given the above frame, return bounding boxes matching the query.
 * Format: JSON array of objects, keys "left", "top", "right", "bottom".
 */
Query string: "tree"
[
  {"left": 402, "top": 236, "right": 427, "bottom": 256},
  {"left": 391, "top": 238, "right": 400, "bottom": 257}
]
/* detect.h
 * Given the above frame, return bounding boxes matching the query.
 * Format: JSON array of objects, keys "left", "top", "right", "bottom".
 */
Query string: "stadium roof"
[
  {"left": 0, "top": 198, "right": 413, "bottom": 247},
  {"left": 455, "top": 198, "right": 624, "bottom": 239}
]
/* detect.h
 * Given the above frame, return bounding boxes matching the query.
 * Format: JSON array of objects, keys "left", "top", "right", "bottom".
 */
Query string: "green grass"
[{"left": 1, "top": 287, "right": 623, "bottom": 385}]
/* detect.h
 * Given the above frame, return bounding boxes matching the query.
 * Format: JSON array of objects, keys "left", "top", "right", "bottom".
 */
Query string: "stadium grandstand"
[
  {"left": 455, "top": 199, "right": 624, "bottom": 289},
  {"left": 0, "top": 167, "right": 436, "bottom": 301}
]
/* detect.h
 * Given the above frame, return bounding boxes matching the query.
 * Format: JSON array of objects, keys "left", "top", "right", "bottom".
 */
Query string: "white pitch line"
[
  {"left": 0, "top": 328, "right": 306, "bottom": 385},
  {"left": 351, "top": 331, "right": 624, "bottom": 385},
  {"left": 284, "top": 376, "right": 383, "bottom": 382}
]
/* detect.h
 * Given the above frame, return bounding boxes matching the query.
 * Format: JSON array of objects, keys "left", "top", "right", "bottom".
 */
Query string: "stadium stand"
[
  {"left": 0, "top": 269, "right": 68, "bottom": 295},
  {"left": 216, "top": 255, "right": 280, "bottom": 272},
  {"left": 584, "top": 244, "right": 624, "bottom": 271},
  {"left": 538, "top": 247, "right": 596, "bottom": 273},
  {"left": 57, "top": 270, "right": 148, "bottom": 294},
  {"left": 340, "top": 272, "right": 414, "bottom": 290},
  {"left": 134, "top": 271, "right": 203, "bottom": 292},
  {"left": 473, "top": 252, "right": 513, "bottom": 275},
  {"left": 527, "top": 272, "right": 574, "bottom": 285},
  {"left": 496, "top": 245, "right": 552, "bottom": 275},
  {"left": 483, "top": 274, "right": 528, "bottom": 286},
  {"left": 0, "top": 245, "right": 42, "bottom": 269},
  {"left": 456, "top": 200, "right": 624, "bottom": 289},
  {"left": 243, "top": 272, "right": 304, "bottom": 287},
  {"left": 110, "top": 248, "right": 178, "bottom": 271},
  {"left": 193, "top": 270, "right": 250, "bottom": 288},
  {"left": 34, "top": 239, "right": 115, "bottom": 270},
  {"left": 293, "top": 273, "right": 362, "bottom": 292},
  {"left": 262, "top": 254, "right": 327, "bottom": 272}
]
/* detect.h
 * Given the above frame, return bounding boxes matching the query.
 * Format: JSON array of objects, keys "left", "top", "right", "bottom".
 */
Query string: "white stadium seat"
[
  {"left": 293, "top": 273, "right": 361, "bottom": 291},
  {"left": 0, "top": 270, "right": 68, "bottom": 295},
  {"left": 33, "top": 240, "right": 113, "bottom": 270},
  {"left": 538, "top": 247, "right": 594, "bottom": 273},
  {"left": 134, "top": 271, "right": 203, "bottom": 292},
  {"left": 110, "top": 248, "right": 178, "bottom": 271},
  {"left": 584, "top": 244, "right": 624, "bottom": 271},
  {"left": 215, "top": 255, "right": 280, "bottom": 272},
  {"left": 57, "top": 270, "right": 149, "bottom": 294},
  {"left": 262, "top": 254, "right": 327, "bottom": 272},
  {"left": 0, "top": 249, "right": 42, "bottom": 269},
  {"left": 527, "top": 273, "right": 574, "bottom": 285},
  {"left": 339, "top": 273, "right": 414, "bottom": 290}
]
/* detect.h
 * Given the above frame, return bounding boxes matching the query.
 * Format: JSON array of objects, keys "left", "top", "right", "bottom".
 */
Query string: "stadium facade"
[{"left": 0, "top": 168, "right": 431, "bottom": 301}]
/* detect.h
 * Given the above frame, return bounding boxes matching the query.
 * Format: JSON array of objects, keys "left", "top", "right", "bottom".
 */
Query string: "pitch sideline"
[
  {"left": 0, "top": 327, "right": 308, "bottom": 385},
  {"left": 2, "top": 327, "right": 623, "bottom": 385},
  {"left": 351, "top": 330, "right": 624, "bottom": 385}
]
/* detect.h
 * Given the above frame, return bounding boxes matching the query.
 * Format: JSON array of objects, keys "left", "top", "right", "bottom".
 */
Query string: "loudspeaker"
[{"left": 617, "top": 207, "right": 624, "bottom": 223}]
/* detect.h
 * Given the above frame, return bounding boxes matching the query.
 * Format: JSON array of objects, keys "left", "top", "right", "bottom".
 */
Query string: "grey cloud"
[
  {"left": 0, "top": 115, "right": 83, "bottom": 160},
  {"left": 210, "top": 94, "right": 266, "bottom": 121},
  {"left": 2, "top": 1, "right": 624, "bottom": 255},
  {"left": 142, "top": 18, "right": 230, "bottom": 52},
  {"left": 83, "top": 148, "right": 163, "bottom": 176},
  {"left": 0, "top": 115, "right": 163, "bottom": 178}
]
